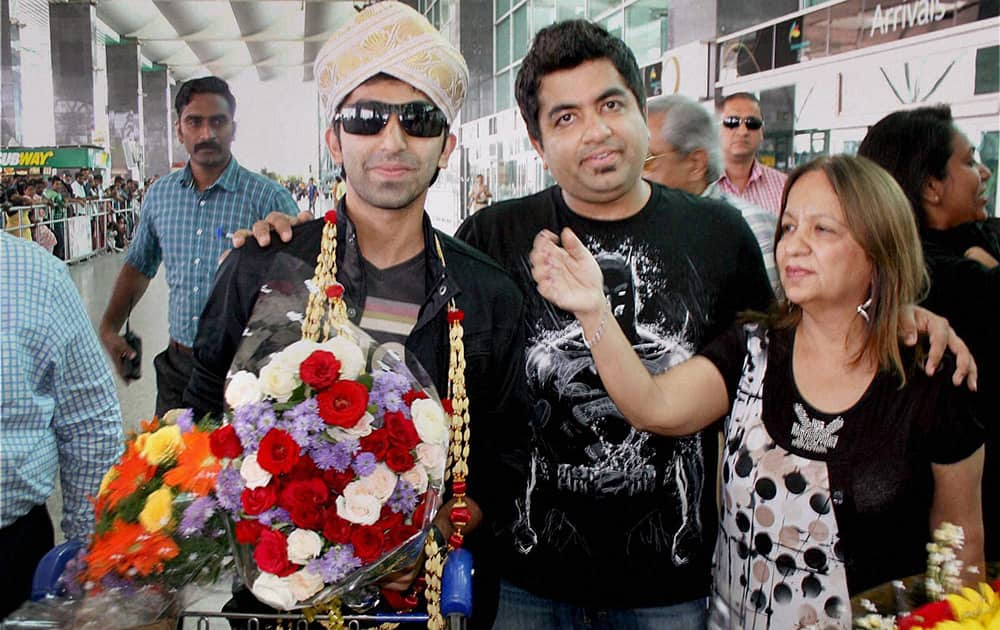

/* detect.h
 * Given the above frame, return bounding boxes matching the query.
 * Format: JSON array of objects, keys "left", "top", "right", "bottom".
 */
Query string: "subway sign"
[{"left": 0, "top": 146, "right": 110, "bottom": 169}]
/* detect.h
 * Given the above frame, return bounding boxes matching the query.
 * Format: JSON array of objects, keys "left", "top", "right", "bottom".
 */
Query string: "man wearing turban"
[{"left": 184, "top": 2, "right": 529, "bottom": 626}]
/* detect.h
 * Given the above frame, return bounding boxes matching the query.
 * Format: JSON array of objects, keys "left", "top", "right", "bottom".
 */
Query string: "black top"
[
  {"left": 701, "top": 324, "right": 984, "bottom": 593},
  {"left": 455, "top": 182, "right": 774, "bottom": 607},
  {"left": 183, "top": 208, "right": 532, "bottom": 627},
  {"left": 920, "top": 219, "right": 999, "bottom": 560}
]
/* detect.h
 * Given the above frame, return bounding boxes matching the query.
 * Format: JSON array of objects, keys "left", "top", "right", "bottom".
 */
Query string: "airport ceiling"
[{"left": 94, "top": 0, "right": 379, "bottom": 83}]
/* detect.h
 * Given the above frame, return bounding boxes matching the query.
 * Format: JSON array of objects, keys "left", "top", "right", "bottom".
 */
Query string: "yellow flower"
[
  {"left": 141, "top": 425, "right": 183, "bottom": 466},
  {"left": 138, "top": 487, "right": 174, "bottom": 533},
  {"left": 98, "top": 467, "right": 118, "bottom": 496}
]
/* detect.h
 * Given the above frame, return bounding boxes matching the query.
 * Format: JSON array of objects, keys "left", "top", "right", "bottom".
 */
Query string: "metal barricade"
[{"left": 2, "top": 198, "right": 139, "bottom": 263}]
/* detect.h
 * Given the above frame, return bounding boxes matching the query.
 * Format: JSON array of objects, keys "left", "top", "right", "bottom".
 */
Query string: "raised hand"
[{"left": 529, "top": 227, "right": 606, "bottom": 318}]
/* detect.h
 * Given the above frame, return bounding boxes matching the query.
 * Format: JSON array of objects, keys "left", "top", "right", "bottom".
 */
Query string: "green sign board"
[{"left": 0, "top": 146, "right": 110, "bottom": 170}]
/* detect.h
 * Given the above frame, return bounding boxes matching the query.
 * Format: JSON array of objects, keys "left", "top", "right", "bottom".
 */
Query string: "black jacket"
[{"left": 183, "top": 208, "right": 531, "bottom": 626}]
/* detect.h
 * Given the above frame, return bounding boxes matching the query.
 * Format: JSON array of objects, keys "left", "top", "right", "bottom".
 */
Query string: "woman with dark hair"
[
  {"left": 859, "top": 106, "right": 997, "bottom": 561},
  {"left": 529, "top": 155, "right": 985, "bottom": 629}
]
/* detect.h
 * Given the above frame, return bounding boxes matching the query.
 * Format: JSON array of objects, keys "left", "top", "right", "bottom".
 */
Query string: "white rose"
[
  {"left": 251, "top": 572, "right": 297, "bottom": 611},
  {"left": 225, "top": 371, "right": 264, "bottom": 409},
  {"left": 326, "top": 412, "right": 374, "bottom": 441},
  {"left": 336, "top": 493, "right": 382, "bottom": 525},
  {"left": 240, "top": 453, "right": 273, "bottom": 489},
  {"left": 416, "top": 443, "right": 446, "bottom": 483},
  {"left": 259, "top": 360, "right": 300, "bottom": 403},
  {"left": 287, "top": 568, "right": 325, "bottom": 602},
  {"left": 411, "top": 399, "right": 449, "bottom": 445},
  {"left": 274, "top": 339, "right": 321, "bottom": 372},
  {"left": 401, "top": 463, "right": 429, "bottom": 494},
  {"left": 320, "top": 336, "right": 365, "bottom": 379},
  {"left": 357, "top": 463, "right": 397, "bottom": 502},
  {"left": 286, "top": 529, "right": 323, "bottom": 565}
]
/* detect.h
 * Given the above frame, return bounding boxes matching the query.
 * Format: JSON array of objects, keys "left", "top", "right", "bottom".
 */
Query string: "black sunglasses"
[
  {"left": 334, "top": 101, "right": 448, "bottom": 138},
  {"left": 722, "top": 115, "right": 764, "bottom": 130}
]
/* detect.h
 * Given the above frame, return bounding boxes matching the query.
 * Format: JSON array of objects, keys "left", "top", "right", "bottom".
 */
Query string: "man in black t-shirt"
[{"left": 454, "top": 20, "right": 773, "bottom": 629}]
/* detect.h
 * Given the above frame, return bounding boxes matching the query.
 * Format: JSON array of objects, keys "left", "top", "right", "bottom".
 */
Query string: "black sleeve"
[
  {"left": 183, "top": 247, "right": 261, "bottom": 418},
  {"left": 923, "top": 362, "right": 985, "bottom": 465},
  {"left": 697, "top": 321, "right": 749, "bottom": 406},
  {"left": 454, "top": 211, "right": 484, "bottom": 251}
]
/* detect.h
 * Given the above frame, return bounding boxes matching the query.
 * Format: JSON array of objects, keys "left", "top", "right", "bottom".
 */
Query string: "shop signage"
[
  {"left": 869, "top": 0, "right": 948, "bottom": 37},
  {"left": 0, "top": 146, "right": 110, "bottom": 170}
]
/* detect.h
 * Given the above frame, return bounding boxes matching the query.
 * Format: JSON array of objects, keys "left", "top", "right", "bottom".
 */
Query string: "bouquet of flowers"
[
  {"left": 5, "top": 410, "right": 232, "bottom": 629},
  {"left": 218, "top": 329, "right": 450, "bottom": 610}
]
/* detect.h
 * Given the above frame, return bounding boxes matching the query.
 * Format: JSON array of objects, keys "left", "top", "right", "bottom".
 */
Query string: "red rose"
[
  {"left": 241, "top": 485, "right": 278, "bottom": 515},
  {"left": 254, "top": 528, "right": 296, "bottom": 576},
  {"left": 385, "top": 445, "right": 415, "bottom": 473},
  {"left": 317, "top": 381, "right": 369, "bottom": 428},
  {"left": 384, "top": 412, "right": 420, "bottom": 449},
  {"left": 234, "top": 519, "right": 264, "bottom": 545},
  {"left": 412, "top": 498, "right": 430, "bottom": 526},
  {"left": 377, "top": 505, "right": 405, "bottom": 531},
  {"left": 287, "top": 455, "right": 320, "bottom": 481},
  {"left": 279, "top": 477, "right": 329, "bottom": 517},
  {"left": 324, "top": 209, "right": 338, "bottom": 224},
  {"left": 385, "top": 523, "right": 419, "bottom": 550},
  {"left": 290, "top": 503, "right": 324, "bottom": 530},
  {"left": 401, "top": 390, "right": 428, "bottom": 406},
  {"left": 359, "top": 430, "right": 390, "bottom": 461},
  {"left": 322, "top": 508, "right": 353, "bottom": 544},
  {"left": 299, "top": 350, "right": 341, "bottom": 391},
  {"left": 351, "top": 525, "right": 384, "bottom": 564},
  {"left": 323, "top": 467, "right": 354, "bottom": 494},
  {"left": 209, "top": 424, "right": 243, "bottom": 459},
  {"left": 257, "top": 428, "right": 301, "bottom": 475},
  {"left": 446, "top": 309, "right": 464, "bottom": 324}
]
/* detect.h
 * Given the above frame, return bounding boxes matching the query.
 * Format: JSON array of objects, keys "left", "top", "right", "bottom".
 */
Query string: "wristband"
[{"left": 583, "top": 298, "right": 611, "bottom": 350}]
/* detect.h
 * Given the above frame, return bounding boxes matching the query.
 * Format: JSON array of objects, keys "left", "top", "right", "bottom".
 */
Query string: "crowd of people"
[
  {"left": 1, "top": 2, "right": 994, "bottom": 628},
  {"left": 2, "top": 169, "right": 152, "bottom": 258}
]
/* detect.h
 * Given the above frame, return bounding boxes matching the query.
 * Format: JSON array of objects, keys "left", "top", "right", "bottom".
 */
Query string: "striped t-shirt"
[{"left": 360, "top": 254, "right": 424, "bottom": 345}]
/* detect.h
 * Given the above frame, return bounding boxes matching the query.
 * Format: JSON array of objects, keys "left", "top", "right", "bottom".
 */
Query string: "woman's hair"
[
  {"left": 769, "top": 155, "right": 929, "bottom": 385},
  {"left": 857, "top": 105, "right": 954, "bottom": 229}
]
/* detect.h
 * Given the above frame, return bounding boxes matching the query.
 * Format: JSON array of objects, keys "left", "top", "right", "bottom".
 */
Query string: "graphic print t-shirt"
[{"left": 456, "top": 183, "right": 774, "bottom": 607}]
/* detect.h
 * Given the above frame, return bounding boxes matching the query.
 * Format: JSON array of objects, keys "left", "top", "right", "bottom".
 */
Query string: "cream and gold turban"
[{"left": 313, "top": 1, "right": 469, "bottom": 125}]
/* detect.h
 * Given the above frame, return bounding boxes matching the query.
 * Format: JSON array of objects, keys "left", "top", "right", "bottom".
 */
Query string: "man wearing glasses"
[
  {"left": 716, "top": 92, "right": 787, "bottom": 215},
  {"left": 183, "top": 2, "right": 527, "bottom": 625}
]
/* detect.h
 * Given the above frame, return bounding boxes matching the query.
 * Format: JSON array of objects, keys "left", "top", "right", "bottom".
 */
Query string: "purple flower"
[
  {"left": 215, "top": 468, "right": 245, "bottom": 514},
  {"left": 307, "top": 545, "right": 362, "bottom": 583},
  {"left": 232, "top": 402, "right": 277, "bottom": 451},
  {"left": 179, "top": 496, "right": 217, "bottom": 536},
  {"left": 353, "top": 451, "right": 376, "bottom": 477},
  {"left": 257, "top": 507, "right": 291, "bottom": 527},
  {"left": 175, "top": 408, "right": 195, "bottom": 432},
  {"left": 388, "top": 479, "right": 418, "bottom": 515},
  {"left": 282, "top": 399, "right": 324, "bottom": 447},
  {"left": 370, "top": 371, "right": 411, "bottom": 418}
]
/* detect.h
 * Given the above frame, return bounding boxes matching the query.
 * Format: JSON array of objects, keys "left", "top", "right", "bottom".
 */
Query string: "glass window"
[
  {"left": 589, "top": 0, "right": 618, "bottom": 19},
  {"left": 975, "top": 45, "right": 999, "bottom": 95},
  {"left": 827, "top": 1, "right": 860, "bottom": 57},
  {"left": 557, "top": 1, "right": 585, "bottom": 22},
  {"left": 496, "top": 0, "right": 510, "bottom": 20},
  {"left": 626, "top": 0, "right": 668, "bottom": 68},
  {"left": 496, "top": 69, "right": 511, "bottom": 112},
  {"left": 431, "top": 1, "right": 440, "bottom": 28},
  {"left": 513, "top": 4, "right": 529, "bottom": 62},
  {"left": 496, "top": 17, "right": 511, "bottom": 70},
  {"left": 597, "top": 8, "right": 624, "bottom": 41},
  {"left": 532, "top": 0, "right": 557, "bottom": 39}
]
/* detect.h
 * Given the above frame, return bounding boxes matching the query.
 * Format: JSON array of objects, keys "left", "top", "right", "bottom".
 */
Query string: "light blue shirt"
[
  {"left": 1, "top": 232, "right": 124, "bottom": 541},
  {"left": 126, "top": 157, "right": 299, "bottom": 346}
]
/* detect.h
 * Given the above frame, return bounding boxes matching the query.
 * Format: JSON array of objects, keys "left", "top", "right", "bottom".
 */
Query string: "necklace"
[{"left": 791, "top": 402, "right": 844, "bottom": 455}]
